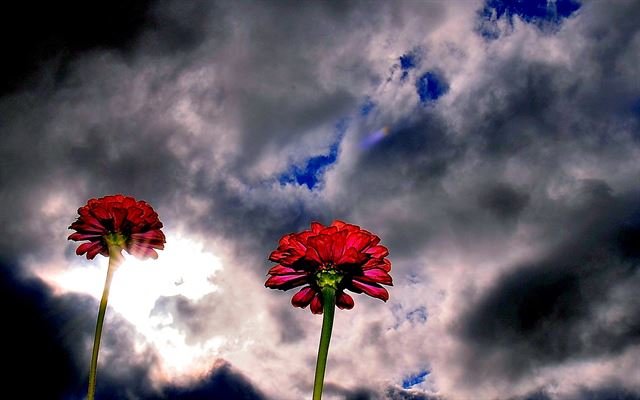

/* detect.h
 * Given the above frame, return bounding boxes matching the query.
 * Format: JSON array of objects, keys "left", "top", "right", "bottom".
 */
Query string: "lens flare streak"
[{"left": 361, "top": 126, "right": 390, "bottom": 149}]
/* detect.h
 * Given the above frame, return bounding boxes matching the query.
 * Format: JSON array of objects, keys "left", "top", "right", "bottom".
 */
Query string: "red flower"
[
  {"left": 265, "top": 220, "right": 392, "bottom": 314},
  {"left": 68, "top": 195, "right": 166, "bottom": 260}
]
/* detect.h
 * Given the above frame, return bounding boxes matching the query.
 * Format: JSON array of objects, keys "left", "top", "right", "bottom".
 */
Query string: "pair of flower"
[
  {"left": 69, "top": 195, "right": 393, "bottom": 400},
  {"left": 70, "top": 195, "right": 393, "bottom": 313}
]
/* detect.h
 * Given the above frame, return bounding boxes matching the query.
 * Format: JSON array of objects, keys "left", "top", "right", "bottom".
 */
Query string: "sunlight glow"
[{"left": 43, "top": 233, "right": 226, "bottom": 381}]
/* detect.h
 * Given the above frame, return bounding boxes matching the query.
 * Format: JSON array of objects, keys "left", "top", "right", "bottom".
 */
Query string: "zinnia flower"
[
  {"left": 265, "top": 220, "right": 392, "bottom": 314},
  {"left": 68, "top": 194, "right": 164, "bottom": 400},
  {"left": 68, "top": 194, "right": 165, "bottom": 260}
]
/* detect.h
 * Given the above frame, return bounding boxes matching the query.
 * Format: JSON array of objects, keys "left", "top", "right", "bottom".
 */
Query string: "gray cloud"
[{"left": 460, "top": 187, "right": 640, "bottom": 382}]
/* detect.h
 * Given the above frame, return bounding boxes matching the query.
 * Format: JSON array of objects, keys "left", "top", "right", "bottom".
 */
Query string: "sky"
[{"left": 1, "top": 0, "right": 640, "bottom": 399}]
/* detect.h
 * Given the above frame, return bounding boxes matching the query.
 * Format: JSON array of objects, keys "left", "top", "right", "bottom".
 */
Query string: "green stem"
[
  {"left": 87, "top": 246, "right": 122, "bottom": 400},
  {"left": 312, "top": 286, "right": 336, "bottom": 400}
]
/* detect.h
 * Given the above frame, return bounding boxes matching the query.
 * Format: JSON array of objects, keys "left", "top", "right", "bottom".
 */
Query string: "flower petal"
[
  {"left": 364, "top": 244, "right": 389, "bottom": 258},
  {"left": 319, "top": 226, "right": 338, "bottom": 236},
  {"left": 77, "top": 241, "right": 107, "bottom": 260},
  {"left": 350, "top": 279, "right": 390, "bottom": 301},
  {"left": 307, "top": 235, "right": 334, "bottom": 263},
  {"left": 362, "top": 257, "right": 391, "bottom": 272},
  {"left": 265, "top": 274, "right": 309, "bottom": 290},
  {"left": 330, "top": 230, "right": 348, "bottom": 262},
  {"left": 336, "top": 247, "right": 369, "bottom": 266},
  {"left": 76, "top": 241, "right": 99, "bottom": 257},
  {"left": 267, "top": 264, "right": 306, "bottom": 275},
  {"left": 331, "top": 220, "right": 360, "bottom": 233},
  {"left": 345, "top": 231, "right": 376, "bottom": 251},
  {"left": 111, "top": 207, "right": 128, "bottom": 231},
  {"left": 130, "top": 231, "right": 166, "bottom": 248},
  {"left": 304, "top": 246, "right": 323, "bottom": 265},
  {"left": 357, "top": 268, "right": 393, "bottom": 285},
  {"left": 336, "top": 291, "right": 354, "bottom": 310},
  {"left": 67, "top": 233, "right": 102, "bottom": 241},
  {"left": 91, "top": 206, "right": 110, "bottom": 222},
  {"left": 130, "top": 230, "right": 165, "bottom": 241},
  {"left": 269, "top": 248, "right": 292, "bottom": 263},
  {"left": 311, "top": 221, "right": 325, "bottom": 234},
  {"left": 291, "top": 286, "right": 317, "bottom": 308},
  {"left": 310, "top": 293, "right": 323, "bottom": 314},
  {"left": 70, "top": 213, "right": 106, "bottom": 233},
  {"left": 128, "top": 242, "right": 159, "bottom": 259}
]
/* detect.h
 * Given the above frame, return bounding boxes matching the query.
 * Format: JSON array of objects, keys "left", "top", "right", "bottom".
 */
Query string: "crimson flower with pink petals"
[
  {"left": 265, "top": 220, "right": 392, "bottom": 314},
  {"left": 68, "top": 194, "right": 165, "bottom": 260},
  {"left": 69, "top": 194, "right": 165, "bottom": 400}
]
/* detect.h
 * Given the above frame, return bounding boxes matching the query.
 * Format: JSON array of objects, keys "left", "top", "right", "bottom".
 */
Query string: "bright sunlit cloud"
[{"left": 40, "top": 233, "right": 225, "bottom": 381}]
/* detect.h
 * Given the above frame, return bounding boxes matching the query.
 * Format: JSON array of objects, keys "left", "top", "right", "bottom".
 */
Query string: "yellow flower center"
[
  {"left": 105, "top": 232, "right": 126, "bottom": 248},
  {"left": 316, "top": 269, "right": 343, "bottom": 289}
]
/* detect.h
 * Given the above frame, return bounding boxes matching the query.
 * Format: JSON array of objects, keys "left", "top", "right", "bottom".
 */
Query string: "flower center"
[
  {"left": 105, "top": 232, "right": 126, "bottom": 248},
  {"left": 315, "top": 268, "right": 343, "bottom": 290}
]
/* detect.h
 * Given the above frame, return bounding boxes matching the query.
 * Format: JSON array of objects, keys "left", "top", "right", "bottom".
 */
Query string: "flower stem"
[
  {"left": 87, "top": 246, "right": 122, "bottom": 400},
  {"left": 312, "top": 286, "right": 336, "bottom": 400}
]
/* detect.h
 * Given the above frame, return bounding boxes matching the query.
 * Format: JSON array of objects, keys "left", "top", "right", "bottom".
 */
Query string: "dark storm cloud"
[
  {"left": 477, "top": 182, "right": 530, "bottom": 222},
  {"left": 162, "top": 360, "right": 266, "bottom": 400},
  {"left": 0, "top": 260, "right": 157, "bottom": 399},
  {"left": 0, "top": 262, "right": 266, "bottom": 399},
  {"left": 515, "top": 387, "right": 640, "bottom": 400},
  {"left": 460, "top": 187, "right": 640, "bottom": 381},
  {"left": 384, "top": 387, "right": 442, "bottom": 400},
  {"left": 564, "top": 387, "right": 640, "bottom": 400},
  {"left": 0, "top": 1, "right": 155, "bottom": 95},
  {"left": 322, "top": 383, "right": 377, "bottom": 400}
]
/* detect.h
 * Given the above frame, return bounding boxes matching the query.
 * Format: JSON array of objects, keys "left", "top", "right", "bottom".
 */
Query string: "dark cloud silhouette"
[
  {"left": 0, "top": 1, "right": 155, "bottom": 95},
  {"left": 460, "top": 189, "right": 640, "bottom": 381},
  {"left": 477, "top": 182, "right": 530, "bottom": 221},
  {"left": 1, "top": 262, "right": 83, "bottom": 399},
  {"left": 384, "top": 387, "right": 442, "bottom": 400},
  {"left": 162, "top": 360, "right": 266, "bottom": 400},
  {"left": 0, "top": 261, "right": 157, "bottom": 399},
  {"left": 0, "top": 263, "right": 266, "bottom": 400},
  {"left": 514, "top": 387, "right": 640, "bottom": 400}
]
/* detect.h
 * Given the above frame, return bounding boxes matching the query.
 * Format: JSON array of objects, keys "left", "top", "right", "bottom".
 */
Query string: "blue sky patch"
[
  {"left": 477, "top": 0, "right": 581, "bottom": 39},
  {"left": 632, "top": 97, "right": 640, "bottom": 116},
  {"left": 399, "top": 50, "right": 421, "bottom": 82},
  {"left": 278, "top": 120, "right": 348, "bottom": 190},
  {"left": 360, "top": 97, "right": 376, "bottom": 116},
  {"left": 400, "top": 52, "right": 419, "bottom": 71},
  {"left": 416, "top": 71, "right": 449, "bottom": 104},
  {"left": 402, "top": 370, "right": 430, "bottom": 389}
]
